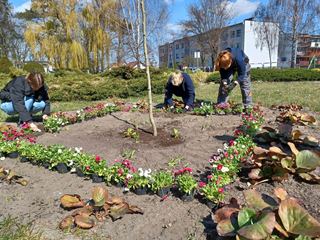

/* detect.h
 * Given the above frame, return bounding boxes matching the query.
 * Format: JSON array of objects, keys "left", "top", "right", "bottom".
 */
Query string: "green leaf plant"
[
  {"left": 59, "top": 187, "right": 144, "bottom": 230},
  {"left": 172, "top": 129, "right": 179, "bottom": 138},
  {"left": 245, "top": 145, "right": 320, "bottom": 183},
  {"left": 215, "top": 188, "right": 320, "bottom": 239}
]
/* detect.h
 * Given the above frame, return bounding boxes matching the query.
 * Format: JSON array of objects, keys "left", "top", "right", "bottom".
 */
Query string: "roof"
[
  {"left": 112, "top": 61, "right": 126, "bottom": 67},
  {"left": 127, "top": 61, "right": 137, "bottom": 67}
]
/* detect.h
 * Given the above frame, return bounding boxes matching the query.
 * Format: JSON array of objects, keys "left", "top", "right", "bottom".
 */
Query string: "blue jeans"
[{"left": 1, "top": 96, "right": 46, "bottom": 116}]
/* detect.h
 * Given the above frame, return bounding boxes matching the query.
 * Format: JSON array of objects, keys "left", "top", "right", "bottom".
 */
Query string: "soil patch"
[{"left": 1, "top": 106, "right": 320, "bottom": 240}]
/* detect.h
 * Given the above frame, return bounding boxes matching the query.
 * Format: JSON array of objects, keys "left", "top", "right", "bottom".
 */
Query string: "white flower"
[
  {"left": 242, "top": 145, "right": 245, "bottom": 148},
  {"left": 133, "top": 104, "right": 137, "bottom": 108},
  {"left": 0, "top": 157, "right": 5, "bottom": 160},
  {"left": 217, "top": 149, "right": 223, "bottom": 154},
  {"left": 1, "top": 147, "right": 4, "bottom": 150},
  {"left": 75, "top": 147, "right": 82, "bottom": 153},
  {"left": 138, "top": 167, "right": 143, "bottom": 173},
  {"left": 223, "top": 143, "right": 229, "bottom": 150},
  {"left": 233, "top": 141, "right": 237, "bottom": 145},
  {"left": 77, "top": 110, "right": 80, "bottom": 114},
  {"left": 201, "top": 102, "right": 204, "bottom": 106},
  {"left": 212, "top": 164, "right": 217, "bottom": 168},
  {"left": 73, "top": 153, "right": 77, "bottom": 157},
  {"left": 145, "top": 168, "right": 152, "bottom": 174},
  {"left": 124, "top": 188, "right": 130, "bottom": 191},
  {"left": 127, "top": 174, "right": 133, "bottom": 178},
  {"left": 68, "top": 160, "right": 73, "bottom": 166},
  {"left": 58, "top": 149, "right": 62, "bottom": 153},
  {"left": 70, "top": 168, "right": 76, "bottom": 173},
  {"left": 221, "top": 167, "right": 229, "bottom": 173}
]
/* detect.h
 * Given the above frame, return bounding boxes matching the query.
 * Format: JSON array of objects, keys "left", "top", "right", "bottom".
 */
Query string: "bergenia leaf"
[
  {"left": 74, "top": 215, "right": 95, "bottom": 229},
  {"left": 271, "top": 166, "right": 289, "bottom": 183},
  {"left": 300, "top": 114, "right": 315, "bottom": 123},
  {"left": 298, "top": 173, "right": 320, "bottom": 183},
  {"left": 302, "top": 136, "right": 319, "bottom": 147},
  {"left": 0, "top": 167, "right": 5, "bottom": 173},
  {"left": 109, "top": 203, "right": 129, "bottom": 221},
  {"left": 15, "top": 179, "right": 27, "bottom": 186},
  {"left": 109, "top": 197, "right": 125, "bottom": 204},
  {"left": 279, "top": 199, "right": 320, "bottom": 237},
  {"left": 296, "top": 150, "right": 320, "bottom": 171},
  {"left": 60, "top": 194, "right": 85, "bottom": 208},
  {"left": 91, "top": 187, "right": 109, "bottom": 204},
  {"left": 292, "top": 130, "right": 303, "bottom": 140},
  {"left": 5, "top": 171, "right": 19, "bottom": 180},
  {"left": 59, "top": 215, "right": 74, "bottom": 229},
  {"left": 216, "top": 213, "right": 238, "bottom": 237},
  {"left": 281, "top": 157, "right": 294, "bottom": 169},
  {"left": 127, "top": 205, "right": 145, "bottom": 214},
  {"left": 237, "top": 211, "right": 276, "bottom": 240},
  {"left": 269, "top": 146, "right": 283, "bottom": 153},
  {"left": 248, "top": 169, "right": 264, "bottom": 179},
  {"left": 215, "top": 208, "right": 240, "bottom": 222},
  {"left": 244, "top": 189, "right": 278, "bottom": 210},
  {"left": 238, "top": 208, "right": 257, "bottom": 228},
  {"left": 274, "top": 188, "right": 288, "bottom": 202},
  {"left": 72, "top": 206, "right": 94, "bottom": 217},
  {"left": 278, "top": 124, "right": 292, "bottom": 135},
  {"left": 253, "top": 146, "right": 268, "bottom": 155}
]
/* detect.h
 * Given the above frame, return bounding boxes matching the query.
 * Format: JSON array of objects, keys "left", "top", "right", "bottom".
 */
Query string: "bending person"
[
  {"left": 163, "top": 72, "right": 195, "bottom": 113},
  {"left": 215, "top": 47, "right": 252, "bottom": 109},
  {"left": 0, "top": 72, "right": 50, "bottom": 131}
]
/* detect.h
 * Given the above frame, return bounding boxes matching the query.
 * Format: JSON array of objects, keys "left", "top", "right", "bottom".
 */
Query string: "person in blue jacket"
[
  {"left": 163, "top": 72, "right": 195, "bottom": 113},
  {"left": 0, "top": 72, "right": 50, "bottom": 131},
  {"left": 215, "top": 47, "right": 252, "bottom": 108}
]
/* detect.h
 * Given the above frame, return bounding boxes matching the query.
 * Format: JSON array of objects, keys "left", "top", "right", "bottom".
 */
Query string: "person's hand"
[
  {"left": 42, "top": 114, "right": 49, "bottom": 120},
  {"left": 182, "top": 108, "right": 188, "bottom": 114},
  {"left": 226, "top": 82, "right": 237, "bottom": 93},
  {"left": 30, "top": 122, "right": 39, "bottom": 132}
]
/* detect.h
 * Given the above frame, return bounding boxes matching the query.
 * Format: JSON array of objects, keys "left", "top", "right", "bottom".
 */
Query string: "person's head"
[
  {"left": 25, "top": 72, "right": 44, "bottom": 91},
  {"left": 215, "top": 50, "right": 233, "bottom": 71},
  {"left": 171, "top": 72, "right": 184, "bottom": 86}
]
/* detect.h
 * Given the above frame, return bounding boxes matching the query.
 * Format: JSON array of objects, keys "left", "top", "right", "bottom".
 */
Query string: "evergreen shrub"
[
  {"left": 23, "top": 62, "right": 45, "bottom": 75},
  {"left": 0, "top": 57, "right": 14, "bottom": 74}
]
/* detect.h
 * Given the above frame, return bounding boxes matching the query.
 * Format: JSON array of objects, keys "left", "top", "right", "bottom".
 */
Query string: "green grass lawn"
[{"left": 1, "top": 81, "right": 319, "bottom": 123}]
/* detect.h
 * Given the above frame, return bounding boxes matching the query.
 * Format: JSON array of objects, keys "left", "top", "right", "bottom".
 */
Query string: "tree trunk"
[{"left": 141, "top": 0, "right": 157, "bottom": 136}]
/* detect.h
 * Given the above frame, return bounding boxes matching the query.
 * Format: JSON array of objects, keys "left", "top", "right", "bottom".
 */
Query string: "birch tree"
[{"left": 119, "top": 0, "right": 169, "bottom": 68}]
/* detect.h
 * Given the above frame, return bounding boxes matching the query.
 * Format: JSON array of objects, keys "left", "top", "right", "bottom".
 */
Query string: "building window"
[
  {"left": 181, "top": 54, "right": 184, "bottom": 58},
  {"left": 181, "top": 43, "right": 184, "bottom": 49},
  {"left": 231, "top": 31, "right": 235, "bottom": 38},
  {"left": 160, "top": 48, "right": 164, "bottom": 53},
  {"left": 160, "top": 57, "right": 163, "bottom": 61},
  {"left": 176, "top": 44, "right": 179, "bottom": 50},
  {"left": 236, "top": 43, "right": 240, "bottom": 48},
  {"left": 176, "top": 53, "right": 179, "bottom": 59},
  {"left": 236, "top": 29, "right": 241, "bottom": 37}
]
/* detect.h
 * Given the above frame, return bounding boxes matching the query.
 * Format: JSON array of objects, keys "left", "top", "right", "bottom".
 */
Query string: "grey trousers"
[{"left": 217, "top": 64, "right": 252, "bottom": 107}]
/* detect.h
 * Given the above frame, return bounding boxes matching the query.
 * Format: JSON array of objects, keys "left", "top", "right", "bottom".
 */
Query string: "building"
[
  {"left": 127, "top": 61, "right": 146, "bottom": 69},
  {"left": 158, "top": 19, "right": 280, "bottom": 69},
  {"left": 297, "top": 34, "right": 320, "bottom": 68}
]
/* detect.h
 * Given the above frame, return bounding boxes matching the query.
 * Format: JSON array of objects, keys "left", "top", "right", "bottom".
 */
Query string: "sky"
[{"left": 11, "top": 0, "right": 268, "bottom": 27}]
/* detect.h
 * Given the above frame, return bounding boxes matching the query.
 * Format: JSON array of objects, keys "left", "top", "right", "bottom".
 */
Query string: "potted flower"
[
  {"left": 2, "top": 140, "right": 19, "bottom": 159},
  {"left": 127, "top": 168, "right": 152, "bottom": 195},
  {"left": 110, "top": 159, "right": 134, "bottom": 187},
  {"left": 193, "top": 107, "right": 202, "bottom": 116},
  {"left": 17, "top": 141, "right": 31, "bottom": 162},
  {"left": 215, "top": 104, "right": 222, "bottom": 115},
  {"left": 151, "top": 170, "right": 174, "bottom": 198},
  {"left": 224, "top": 103, "right": 232, "bottom": 115},
  {"left": 233, "top": 105, "right": 243, "bottom": 115},
  {"left": 174, "top": 168, "right": 197, "bottom": 201}
]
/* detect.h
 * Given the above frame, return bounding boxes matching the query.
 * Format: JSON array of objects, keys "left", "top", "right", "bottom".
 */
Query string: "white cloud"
[
  {"left": 13, "top": 1, "right": 31, "bottom": 13},
  {"left": 166, "top": 23, "right": 183, "bottom": 32},
  {"left": 229, "top": 0, "right": 260, "bottom": 16}
]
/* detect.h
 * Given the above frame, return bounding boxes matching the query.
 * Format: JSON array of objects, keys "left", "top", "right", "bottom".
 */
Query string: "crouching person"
[
  {"left": 163, "top": 72, "right": 195, "bottom": 113},
  {"left": 0, "top": 72, "right": 50, "bottom": 131}
]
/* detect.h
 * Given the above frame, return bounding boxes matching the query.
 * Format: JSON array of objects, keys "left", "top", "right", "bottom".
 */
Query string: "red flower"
[
  {"left": 229, "top": 140, "right": 234, "bottom": 146},
  {"left": 218, "top": 188, "right": 224, "bottom": 193},
  {"left": 95, "top": 156, "right": 101, "bottom": 162},
  {"left": 162, "top": 195, "right": 168, "bottom": 200},
  {"left": 217, "top": 164, "right": 223, "bottom": 170},
  {"left": 86, "top": 166, "right": 90, "bottom": 170}
]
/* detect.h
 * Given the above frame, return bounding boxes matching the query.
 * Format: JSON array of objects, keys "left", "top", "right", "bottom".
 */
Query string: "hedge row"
[{"left": 206, "top": 68, "right": 320, "bottom": 83}]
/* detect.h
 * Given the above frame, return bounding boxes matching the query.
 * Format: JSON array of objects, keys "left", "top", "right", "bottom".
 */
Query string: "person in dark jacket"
[
  {"left": 215, "top": 47, "right": 252, "bottom": 108},
  {"left": 163, "top": 72, "right": 195, "bottom": 113},
  {"left": 0, "top": 72, "right": 50, "bottom": 131}
]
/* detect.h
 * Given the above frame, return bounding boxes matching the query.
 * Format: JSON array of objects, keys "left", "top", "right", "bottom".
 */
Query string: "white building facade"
[{"left": 158, "top": 19, "right": 281, "bottom": 70}]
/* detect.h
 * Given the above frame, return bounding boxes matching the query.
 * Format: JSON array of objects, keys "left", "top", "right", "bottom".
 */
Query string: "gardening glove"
[
  {"left": 171, "top": 108, "right": 177, "bottom": 114},
  {"left": 225, "top": 82, "right": 237, "bottom": 94},
  {"left": 221, "top": 79, "right": 228, "bottom": 94},
  {"left": 182, "top": 108, "right": 188, "bottom": 114}
]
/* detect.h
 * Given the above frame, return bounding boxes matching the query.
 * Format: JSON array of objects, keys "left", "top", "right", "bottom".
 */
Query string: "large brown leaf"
[
  {"left": 91, "top": 187, "right": 109, "bottom": 205},
  {"left": 72, "top": 206, "right": 94, "bottom": 217},
  {"left": 109, "top": 202, "right": 129, "bottom": 221},
  {"left": 215, "top": 208, "right": 240, "bottom": 222},
  {"left": 127, "top": 205, "right": 145, "bottom": 214},
  {"left": 244, "top": 189, "right": 278, "bottom": 210},
  {"left": 60, "top": 194, "right": 85, "bottom": 208},
  {"left": 279, "top": 199, "right": 320, "bottom": 237},
  {"left": 74, "top": 215, "right": 95, "bottom": 229},
  {"left": 274, "top": 188, "right": 288, "bottom": 202},
  {"left": 59, "top": 216, "right": 74, "bottom": 229}
]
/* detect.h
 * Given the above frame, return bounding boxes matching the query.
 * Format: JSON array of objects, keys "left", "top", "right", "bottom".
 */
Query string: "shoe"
[{"left": 17, "top": 118, "right": 23, "bottom": 128}]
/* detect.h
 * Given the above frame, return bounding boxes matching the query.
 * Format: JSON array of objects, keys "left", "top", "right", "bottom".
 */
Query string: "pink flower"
[
  {"left": 119, "top": 168, "right": 123, "bottom": 174},
  {"left": 218, "top": 177, "right": 223, "bottom": 180},
  {"left": 162, "top": 195, "right": 168, "bottom": 200},
  {"left": 225, "top": 186, "right": 230, "bottom": 190},
  {"left": 218, "top": 188, "right": 224, "bottom": 193},
  {"left": 184, "top": 168, "right": 193, "bottom": 174},
  {"left": 114, "top": 159, "right": 118, "bottom": 162},
  {"left": 207, "top": 175, "right": 212, "bottom": 179},
  {"left": 131, "top": 167, "right": 136, "bottom": 173},
  {"left": 229, "top": 155, "right": 234, "bottom": 160},
  {"left": 86, "top": 166, "right": 90, "bottom": 170},
  {"left": 208, "top": 158, "right": 214, "bottom": 164},
  {"left": 223, "top": 152, "right": 229, "bottom": 157},
  {"left": 199, "top": 182, "right": 207, "bottom": 187},
  {"left": 217, "top": 164, "right": 223, "bottom": 170},
  {"left": 216, "top": 180, "right": 220, "bottom": 185},
  {"left": 95, "top": 156, "right": 101, "bottom": 162},
  {"left": 229, "top": 140, "right": 234, "bottom": 146}
]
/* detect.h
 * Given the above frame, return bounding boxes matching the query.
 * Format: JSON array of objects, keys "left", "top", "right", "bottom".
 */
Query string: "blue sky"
[{"left": 10, "top": 0, "right": 268, "bottom": 31}]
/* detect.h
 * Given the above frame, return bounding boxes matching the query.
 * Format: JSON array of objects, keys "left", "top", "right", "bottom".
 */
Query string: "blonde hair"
[
  {"left": 25, "top": 72, "right": 44, "bottom": 88},
  {"left": 171, "top": 72, "right": 183, "bottom": 86},
  {"left": 215, "top": 50, "right": 233, "bottom": 71}
]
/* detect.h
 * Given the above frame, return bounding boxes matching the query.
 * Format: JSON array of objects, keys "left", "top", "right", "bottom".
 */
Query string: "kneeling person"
[
  {"left": 0, "top": 72, "right": 50, "bottom": 132},
  {"left": 163, "top": 72, "right": 195, "bottom": 113}
]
